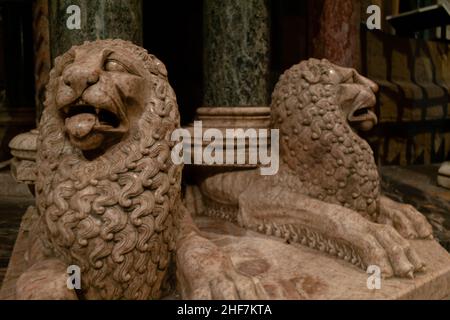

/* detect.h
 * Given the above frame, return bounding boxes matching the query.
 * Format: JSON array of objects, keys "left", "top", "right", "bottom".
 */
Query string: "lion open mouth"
[
  {"left": 348, "top": 95, "right": 377, "bottom": 132},
  {"left": 59, "top": 99, "right": 129, "bottom": 152},
  {"left": 61, "top": 101, "right": 125, "bottom": 140}
]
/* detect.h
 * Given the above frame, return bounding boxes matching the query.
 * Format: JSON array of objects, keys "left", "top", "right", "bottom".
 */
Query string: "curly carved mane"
[
  {"left": 35, "top": 40, "right": 182, "bottom": 299},
  {"left": 270, "top": 58, "right": 380, "bottom": 220}
]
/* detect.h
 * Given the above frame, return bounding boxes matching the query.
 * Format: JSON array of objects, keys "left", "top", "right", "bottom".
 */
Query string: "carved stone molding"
[
  {"left": 182, "top": 106, "right": 271, "bottom": 168},
  {"left": 9, "top": 129, "right": 38, "bottom": 187},
  {"left": 195, "top": 106, "right": 270, "bottom": 128},
  {"left": 8, "top": 128, "right": 38, "bottom": 197}
]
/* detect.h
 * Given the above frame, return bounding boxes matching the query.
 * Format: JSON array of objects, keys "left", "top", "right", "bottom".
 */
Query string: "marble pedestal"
[
  {"left": 195, "top": 217, "right": 450, "bottom": 300},
  {"left": 3, "top": 211, "right": 450, "bottom": 300}
]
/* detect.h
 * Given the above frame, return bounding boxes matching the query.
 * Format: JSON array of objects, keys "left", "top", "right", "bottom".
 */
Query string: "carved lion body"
[
  {"left": 15, "top": 51, "right": 436, "bottom": 300},
  {"left": 20, "top": 40, "right": 182, "bottom": 300},
  {"left": 197, "top": 59, "right": 433, "bottom": 278}
]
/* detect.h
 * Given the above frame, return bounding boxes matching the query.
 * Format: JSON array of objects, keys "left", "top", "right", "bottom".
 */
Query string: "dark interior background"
[
  {"left": 142, "top": 0, "right": 310, "bottom": 126},
  {"left": 0, "top": 1, "right": 35, "bottom": 162},
  {"left": 0, "top": 0, "right": 448, "bottom": 165}
]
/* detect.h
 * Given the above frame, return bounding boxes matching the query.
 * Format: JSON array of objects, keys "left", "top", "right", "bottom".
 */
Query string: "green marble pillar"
[
  {"left": 203, "top": 0, "right": 270, "bottom": 107},
  {"left": 48, "top": 0, "right": 142, "bottom": 61}
]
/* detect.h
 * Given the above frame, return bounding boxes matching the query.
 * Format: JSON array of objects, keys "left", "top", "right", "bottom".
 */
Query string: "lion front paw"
[
  {"left": 378, "top": 196, "right": 433, "bottom": 240},
  {"left": 360, "top": 223, "right": 425, "bottom": 278}
]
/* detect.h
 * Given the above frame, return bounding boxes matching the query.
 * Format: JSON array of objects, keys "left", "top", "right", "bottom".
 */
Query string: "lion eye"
[
  {"left": 342, "top": 71, "right": 354, "bottom": 84},
  {"left": 104, "top": 60, "right": 127, "bottom": 73}
]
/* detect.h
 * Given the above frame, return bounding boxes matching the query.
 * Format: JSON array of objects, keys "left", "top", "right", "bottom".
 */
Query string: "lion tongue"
[{"left": 65, "top": 113, "right": 97, "bottom": 138}]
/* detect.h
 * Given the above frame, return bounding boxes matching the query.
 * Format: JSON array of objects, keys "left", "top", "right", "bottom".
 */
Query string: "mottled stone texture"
[
  {"left": 203, "top": 0, "right": 270, "bottom": 107},
  {"left": 189, "top": 217, "right": 450, "bottom": 300},
  {"left": 48, "top": 0, "right": 142, "bottom": 60},
  {"left": 310, "top": 0, "right": 361, "bottom": 69},
  {"left": 11, "top": 40, "right": 182, "bottom": 300},
  {"left": 189, "top": 59, "right": 434, "bottom": 287}
]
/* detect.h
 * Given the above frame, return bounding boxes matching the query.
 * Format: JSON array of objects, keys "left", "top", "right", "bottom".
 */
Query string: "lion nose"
[
  {"left": 354, "top": 73, "right": 379, "bottom": 93},
  {"left": 365, "top": 79, "right": 379, "bottom": 93},
  {"left": 63, "top": 66, "right": 100, "bottom": 95}
]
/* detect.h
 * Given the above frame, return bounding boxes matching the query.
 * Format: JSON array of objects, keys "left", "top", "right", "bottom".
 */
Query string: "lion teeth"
[{"left": 95, "top": 108, "right": 100, "bottom": 114}]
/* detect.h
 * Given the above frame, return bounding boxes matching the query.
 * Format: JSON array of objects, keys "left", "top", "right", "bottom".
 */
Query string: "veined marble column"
[
  {"left": 203, "top": 0, "right": 270, "bottom": 107},
  {"left": 310, "top": 0, "right": 361, "bottom": 70},
  {"left": 48, "top": 0, "right": 142, "bottom": 60}
]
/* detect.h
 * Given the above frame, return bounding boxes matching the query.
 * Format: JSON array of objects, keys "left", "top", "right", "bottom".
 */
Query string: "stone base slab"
[
  {"left": 195, "top": 217, "right": 450, "bottom": 300},
  {"left": 3, "top": 212, "right": 450, "bottom": 300}
]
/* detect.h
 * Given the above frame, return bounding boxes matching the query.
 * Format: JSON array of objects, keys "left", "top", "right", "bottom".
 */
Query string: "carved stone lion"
[
  {"left": 17, "top": 39, "right": 183, "bottom": 299},
  {"left": 195, "top": 58, "right": 434, "bottom": 279}
]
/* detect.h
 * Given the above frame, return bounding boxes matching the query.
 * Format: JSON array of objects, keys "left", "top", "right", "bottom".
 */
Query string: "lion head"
[
  {"left": 35, "top": 39, "right": 182, "bottom": 299},
  {"left": 271, "top": 58, "right": 380, "bottom": 220}
]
